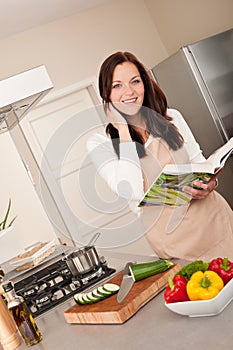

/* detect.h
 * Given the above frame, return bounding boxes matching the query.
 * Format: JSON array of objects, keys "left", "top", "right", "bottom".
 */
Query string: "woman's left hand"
[{"left": 183, "top": 176, "right": 218, "bottom": 200}]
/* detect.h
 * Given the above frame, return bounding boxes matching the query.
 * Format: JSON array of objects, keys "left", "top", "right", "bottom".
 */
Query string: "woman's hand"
[
  {"left": 183, "top": 176, "right": 218, "bottom": 200},
  {"left": 105, "top": 103, "right": 131, "bottom": 142},
  {"left": 105, "top": 103, "right": 127, "bottom": 128}
]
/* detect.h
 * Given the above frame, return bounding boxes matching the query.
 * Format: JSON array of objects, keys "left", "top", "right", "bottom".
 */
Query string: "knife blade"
[{"left": 117, "top": 262, "right": 135, "bottom": 303}]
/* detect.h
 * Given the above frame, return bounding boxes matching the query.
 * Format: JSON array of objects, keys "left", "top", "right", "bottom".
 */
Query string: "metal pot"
[{"left": 63, "top": 245, "right": 101, "bottom": 276}]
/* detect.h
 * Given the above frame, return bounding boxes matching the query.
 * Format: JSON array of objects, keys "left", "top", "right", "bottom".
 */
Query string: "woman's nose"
[{"left": 123, "top": 83, "right": 134, "bottom": 94}]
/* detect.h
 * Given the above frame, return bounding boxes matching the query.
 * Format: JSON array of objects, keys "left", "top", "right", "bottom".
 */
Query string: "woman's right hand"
[
  {"left": 105, "top": 103, "right": 132, "bottom": 142},
  {"left": 105, "top": 103, "right": 127, "bottom": 129}
]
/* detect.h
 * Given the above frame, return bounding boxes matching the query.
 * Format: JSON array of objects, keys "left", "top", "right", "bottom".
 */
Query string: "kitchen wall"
[
  {"left": 0, "top": 131, "right": 57, "bottom": 263},
  {"left": 144, "top": 0, "right": 233, "bottom": 55},
  {"left": 0, "top": 0, "right": 166, "bottom": 89},
  {"left": 0, "top": 0, "right": 232, "bottom": 263}
]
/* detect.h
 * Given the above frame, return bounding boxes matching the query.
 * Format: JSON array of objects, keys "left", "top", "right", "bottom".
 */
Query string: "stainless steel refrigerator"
[{"left": 150, "top": 28, "right": 233, "bottom": 208}]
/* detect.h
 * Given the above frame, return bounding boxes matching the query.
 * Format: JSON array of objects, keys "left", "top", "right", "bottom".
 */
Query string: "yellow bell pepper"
[{"left": 186, "top": 270, "right": 224, "bottom": 300}]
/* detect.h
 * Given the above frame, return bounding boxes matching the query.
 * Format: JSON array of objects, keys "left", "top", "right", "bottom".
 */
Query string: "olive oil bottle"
[{"left": 2, "top": 281, "right": 42, "bottom": 347}]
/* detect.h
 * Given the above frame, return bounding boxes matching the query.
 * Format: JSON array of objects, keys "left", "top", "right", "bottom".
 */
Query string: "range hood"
[{"left": 0, "top": 65, "right": 53, "bottom": 133}]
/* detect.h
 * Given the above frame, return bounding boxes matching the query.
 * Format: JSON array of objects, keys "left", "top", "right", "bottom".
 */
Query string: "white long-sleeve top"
[{"left": 87, "top": 109, "right": 205, "bottom": 202}]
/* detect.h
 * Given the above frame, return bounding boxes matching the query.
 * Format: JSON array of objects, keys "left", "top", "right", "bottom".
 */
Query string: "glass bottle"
[
  {"left": 0, "top": 267, "right": 4, "bottom": 279},
  {"left": 2, "top": 281, "right": 42, "bottom": 347},
  {"left": 0, "top": 268, "right": 7, "bottom": 305}
]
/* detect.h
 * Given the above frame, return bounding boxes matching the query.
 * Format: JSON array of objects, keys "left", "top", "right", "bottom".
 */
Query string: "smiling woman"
[{"left": 87, "top": 51, "right": 233, "bottom": 261}]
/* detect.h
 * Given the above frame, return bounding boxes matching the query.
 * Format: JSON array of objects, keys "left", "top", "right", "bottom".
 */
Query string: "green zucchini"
[
  {"left": 92, "top": 288, "right": 105, "bottom": 299},
  {"left": 86, "top": 292, "right": 100, "bottom": 303},
  {"left": 129, "top": 259, "right": 174, "bottom": 282},
  {"left": 74, "top": 283, "right": 120, "bottom": 305},
  {"left": 97, "top": 286, "right": 112, "bottom": 296},
  {"left": 74, "top": 293, "right": 85, "bottom": 305},
  {"left": 82, "top": 293, "right": 92, "bottom": 304},
  {"left": 102, "top": 283, "right": 120, "bottom": 293}
]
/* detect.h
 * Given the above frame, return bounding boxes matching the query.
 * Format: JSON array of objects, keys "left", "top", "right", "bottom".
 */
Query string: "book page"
[{"left": 164, "top": 137, "right": 233, "bottom": 175}]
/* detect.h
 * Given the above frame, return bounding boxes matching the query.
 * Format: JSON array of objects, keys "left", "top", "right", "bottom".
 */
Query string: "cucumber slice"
[
  {"left": 97, "top": 286, "right": 112, "bottom": 296},
  {"left": 92, "top": 288, "right": 105, "bottom": 299},
  {"left": 74, "top": 283, "right": 120, "bottom": 306},
  {"left": 102, "top": 283, "right": 120, "bottom": 293},
  {"left": 82, "top": 293, "right": 92, "bottom": 304},
  {"left": 86, "top": 291, "right": 100, "bottom": 303},
  {"left": 74, "top": 293, "right": 85, "bottom": 305}
]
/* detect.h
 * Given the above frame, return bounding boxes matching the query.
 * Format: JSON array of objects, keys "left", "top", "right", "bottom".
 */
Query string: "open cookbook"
[{"left": 138, "top": 137, "right": 233, "bottom": 207}]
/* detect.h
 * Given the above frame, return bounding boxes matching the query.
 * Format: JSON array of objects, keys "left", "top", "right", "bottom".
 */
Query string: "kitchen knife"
[
  {"left": 117, "top": 259, "right": 174, "bottom": 303},
  {"left": 117, "top": 262, "right": 135, "bottom": 303}
]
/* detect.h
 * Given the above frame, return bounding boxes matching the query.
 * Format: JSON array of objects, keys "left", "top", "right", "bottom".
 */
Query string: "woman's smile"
[{"left": 122, "top": 97, "right": 137, "bottom": 103}]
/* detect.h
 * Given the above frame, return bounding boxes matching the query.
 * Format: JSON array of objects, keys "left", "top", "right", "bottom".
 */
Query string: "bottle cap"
[
  {"left": 0, "top": 268, "right": 5, "bottom": 278},
  {"left": 2, "top": 281, "right": 14, "bottom": 293}
]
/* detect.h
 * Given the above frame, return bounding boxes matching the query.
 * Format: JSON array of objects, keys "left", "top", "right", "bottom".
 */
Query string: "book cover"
[{"left": 138, "top": 138, "right": 233, "bottom": 207}]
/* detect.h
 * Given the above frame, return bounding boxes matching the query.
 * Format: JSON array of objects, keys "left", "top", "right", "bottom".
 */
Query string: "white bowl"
[{"left": 165, "top": 277, "right": 233, "bottom": 317}]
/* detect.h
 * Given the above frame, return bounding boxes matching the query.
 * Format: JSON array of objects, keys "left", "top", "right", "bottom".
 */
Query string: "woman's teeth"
[{"left": 123, "top": 98, "right": 137, "bottom": 104}]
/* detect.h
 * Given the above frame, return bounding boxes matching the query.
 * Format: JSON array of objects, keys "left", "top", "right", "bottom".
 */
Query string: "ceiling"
[{"left": 0, "top": 0, "right": 111, "bottom": 40}]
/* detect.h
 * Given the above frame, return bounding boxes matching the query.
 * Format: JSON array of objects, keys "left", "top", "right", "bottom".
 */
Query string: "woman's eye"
[
  {"left": 112, "top": 83, "right": 121, "bottom": 89},
  {"left": 131, "top": 79, "right": 141, "bottom": 85}
]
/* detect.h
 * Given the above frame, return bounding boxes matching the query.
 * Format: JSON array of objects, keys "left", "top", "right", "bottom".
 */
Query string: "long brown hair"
[{"left": 98, "top": 51, "right": 183, "bottom": 157}]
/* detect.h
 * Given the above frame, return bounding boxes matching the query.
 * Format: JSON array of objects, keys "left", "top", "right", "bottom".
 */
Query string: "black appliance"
[{"left": 3, "top": 246, "right": 115, "bottom": 318}]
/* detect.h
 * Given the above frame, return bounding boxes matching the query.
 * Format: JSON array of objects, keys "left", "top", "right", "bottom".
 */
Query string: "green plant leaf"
[
  {"left": 1, "top": 199, "right": 16, "bottom": 231},
  {"left": 8, "top": 216, "right": 17, "bottom": 227}
]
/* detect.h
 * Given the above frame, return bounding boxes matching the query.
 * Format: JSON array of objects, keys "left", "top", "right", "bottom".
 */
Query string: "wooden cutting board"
[{"left": 64, "top": 263, "right": 180, "bottom": 324}]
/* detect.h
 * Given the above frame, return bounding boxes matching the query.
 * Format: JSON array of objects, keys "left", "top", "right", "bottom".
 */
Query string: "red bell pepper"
[
  {"left": 164, "top": 275, "right": 189, "bottom": 303},
  {"left": 208, "top": 257, "right": 233, "bottom": 285}
]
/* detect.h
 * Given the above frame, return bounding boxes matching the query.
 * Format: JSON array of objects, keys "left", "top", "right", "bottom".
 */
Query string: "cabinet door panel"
[{"left": 19, "top": 82, "right": 133, "bottom": 247}]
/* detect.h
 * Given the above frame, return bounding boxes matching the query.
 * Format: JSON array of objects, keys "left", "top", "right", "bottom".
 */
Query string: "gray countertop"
[
  {"left": 1, "top": 252, "right": 233, "bottom": 350},
  {"left": 12, "top": 287, "right": 233, "bottom": 350}
]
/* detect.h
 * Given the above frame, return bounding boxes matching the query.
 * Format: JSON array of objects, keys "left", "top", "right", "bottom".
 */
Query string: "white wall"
[
  {"left": 0, "top": 0, "right": 166, "bottom": 88},
  {"left": 145, "top": 0, "right": 233, "bottom": 55},
  {"left": 0, "top": 132, "right": 57, "bottom": 263}
]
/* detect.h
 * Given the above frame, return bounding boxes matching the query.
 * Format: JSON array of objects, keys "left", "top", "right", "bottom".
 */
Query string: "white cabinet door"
[{"left": 19, "top": 80, "right": 138, "bottom": 249}]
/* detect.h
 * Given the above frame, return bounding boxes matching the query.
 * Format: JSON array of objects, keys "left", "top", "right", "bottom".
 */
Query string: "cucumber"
[
  {"left": 74, "top": 292, "right": 100, "bottom": 305},
  {"left": 92, "top": 288, "right": 105, "bottom": 299},
  {"left": 73, "top": 283, "right": 120, "bottom": 305},
  {"left": 102, "top": 283, "right": 120, "bottom": 293},
  {"left": 82, "top": 293, "right": 92, "bottom": 304},
  {"left": 86, "top": 291, "right": 100, "bottom": 303},
  {"left": 74, "top": 293, "right": 86, "bottom": 305},
  {"left": 97, "top": 286, "right": 112, "bottom": 296},
  {"left": 129, "top": 259, "right": 174, "bottom": 281}
]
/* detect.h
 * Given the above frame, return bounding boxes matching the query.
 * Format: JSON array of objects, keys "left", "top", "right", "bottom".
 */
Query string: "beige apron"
[{"left": 141, "top": 138, "right": 233, "bottom": 261}]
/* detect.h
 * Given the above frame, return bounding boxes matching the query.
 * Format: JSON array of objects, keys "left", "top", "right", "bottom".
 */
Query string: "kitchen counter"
[
  {"left": 1, "top": 252, "right": 233, "bottom": 350},
  {"left": 11, "top": 286, "right": 233, "bottom": 350}
]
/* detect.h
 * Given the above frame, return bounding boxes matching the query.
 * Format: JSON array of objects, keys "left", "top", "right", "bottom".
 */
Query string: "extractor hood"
[{"left": 0, "top": 65, "right": 53, "bottom": 133}]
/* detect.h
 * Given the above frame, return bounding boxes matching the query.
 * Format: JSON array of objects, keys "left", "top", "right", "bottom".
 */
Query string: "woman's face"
[{"left": 110, "top": 62, "right": 145, "bottom": 116}]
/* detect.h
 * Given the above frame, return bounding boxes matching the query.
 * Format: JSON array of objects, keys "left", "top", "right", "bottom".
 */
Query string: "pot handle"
[{"left": 87, "top": 232, "right": 101, "bottom": 246}]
